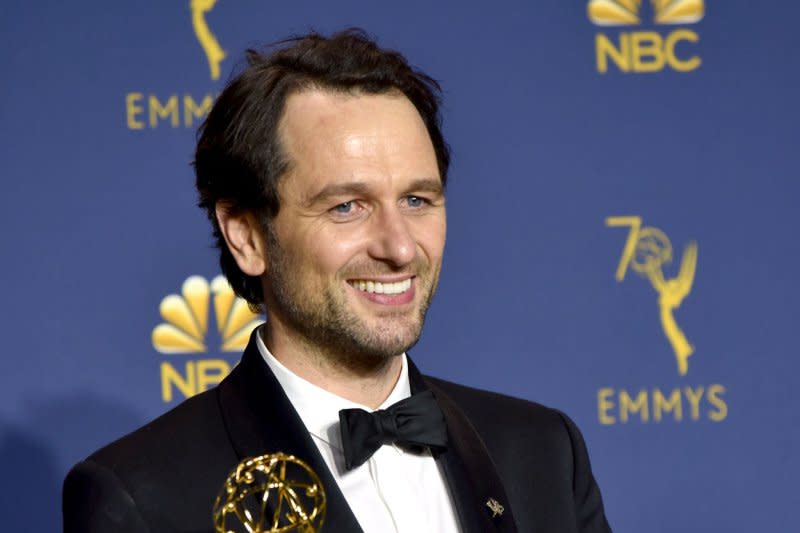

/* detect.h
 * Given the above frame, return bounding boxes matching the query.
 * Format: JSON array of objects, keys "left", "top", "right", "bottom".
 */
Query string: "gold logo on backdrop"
[
  {"left": 588, "top": 0, "right": 703, "bottom": 73},
  {"left": 152, "top": 275, "right": 261, "bottom": 353},
  {"left": 588, "top": 0, "right": 704, "bottom": 25},
  {"left": 153, "top": 275, "right": 263, "bottom": 401},
  {"left": 598, "top": 216, "right": 727, "bottom": 426},
  {"left": 606, "top": 216, "right": 697, "bottom": 375},
  {"left": 190, "top": 0, "right": 227, "bottom": 80},
  {"left": 125, "top": 1, "right": 224, "bottom": 129}
]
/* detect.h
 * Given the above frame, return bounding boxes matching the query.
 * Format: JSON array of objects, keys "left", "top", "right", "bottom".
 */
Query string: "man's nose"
[{"left": 366, "top": 207, "right": 416, "bottom": 267}]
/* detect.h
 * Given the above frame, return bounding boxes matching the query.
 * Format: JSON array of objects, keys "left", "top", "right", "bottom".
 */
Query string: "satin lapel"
[
  {"left": 216, "top": 333, "right": 363, "bottom": 533},
  {"left": 408, "top": 359, "right": 518, "bottom": 533}
]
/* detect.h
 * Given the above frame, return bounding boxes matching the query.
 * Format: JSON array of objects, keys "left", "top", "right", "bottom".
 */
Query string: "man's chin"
[{"left": 343, "top": 320, "right": 424, "bottom": 360}]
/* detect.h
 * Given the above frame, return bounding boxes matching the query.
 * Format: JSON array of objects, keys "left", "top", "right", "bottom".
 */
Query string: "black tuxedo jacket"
[{"left": 63, "top": 336, "right": 611, "bottom": 533}]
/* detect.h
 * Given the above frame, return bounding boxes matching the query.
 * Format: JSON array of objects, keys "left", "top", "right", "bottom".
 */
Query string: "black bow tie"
[{"left": 338, "top": 390, "right": 449, "bottom": 470}]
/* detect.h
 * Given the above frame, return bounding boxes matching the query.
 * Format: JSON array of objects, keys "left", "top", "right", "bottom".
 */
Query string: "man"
[{"left": 63, "top": 30, "right": 612, "bottom": 533}]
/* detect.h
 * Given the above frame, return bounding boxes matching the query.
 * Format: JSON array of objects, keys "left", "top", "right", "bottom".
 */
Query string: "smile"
[{"left": 348, "top": 278, "right": 412, "bottom": 295}]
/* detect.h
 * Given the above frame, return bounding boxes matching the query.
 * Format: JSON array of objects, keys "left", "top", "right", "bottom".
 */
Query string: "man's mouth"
[{"left": 348, "top": 278, "right": 413, "bottom": 295}]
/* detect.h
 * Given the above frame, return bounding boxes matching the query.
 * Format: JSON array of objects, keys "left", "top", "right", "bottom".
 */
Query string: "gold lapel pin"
[{"left": 486, "top": 498, "right": 504, "bottom": 518}]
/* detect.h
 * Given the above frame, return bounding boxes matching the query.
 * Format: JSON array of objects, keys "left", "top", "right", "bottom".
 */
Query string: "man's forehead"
[
  {"left": 278, "top": 88, "right": 421, "bottom": 142},
  {"left": 275, "top": 88, "right": 439, "bottom": 193}
]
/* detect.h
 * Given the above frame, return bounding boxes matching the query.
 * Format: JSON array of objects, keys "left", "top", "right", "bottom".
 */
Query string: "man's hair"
[{"left": 194, "top": 28, "right": 450, "bottom": 306}]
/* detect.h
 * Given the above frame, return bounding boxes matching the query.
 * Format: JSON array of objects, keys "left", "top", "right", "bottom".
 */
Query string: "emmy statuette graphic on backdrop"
[
  {"left": 214, "top": 453, "right": 327, "bottom": 533},
  {"left": 607, "top": 216, "right": 698, "bottom": 375},
  {"left": 190, "top": 0, "right": 226, "bottom": 80}
]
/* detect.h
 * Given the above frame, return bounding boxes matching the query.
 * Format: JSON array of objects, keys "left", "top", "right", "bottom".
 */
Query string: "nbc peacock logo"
[
  {"left": 588, "top": 0, "right": 704, "bottom": 73},
  {"left": 588, "top": 0, "right": 704, "bottom": 26},
  {"left": 153, "top": 275, "right": 263, "bottom": 402}
]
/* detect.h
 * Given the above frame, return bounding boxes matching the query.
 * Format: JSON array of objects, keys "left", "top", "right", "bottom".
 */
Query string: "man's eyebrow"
[
  {"left": 303, "top": 177, "right": 443, "bottom": 206},
  {"left": 404, "top": 178, "right": 444, "bottom": 195},
  {"left": 303, "top": 182, "right": 371, "bottom": 207}
]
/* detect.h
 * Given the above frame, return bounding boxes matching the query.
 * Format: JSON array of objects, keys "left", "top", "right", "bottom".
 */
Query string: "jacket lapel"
[
  {"left": 408, "top": 359, "right": 518, "bottom": 533},
  {"left": 216, "top": 333, "right": 363, "bottom": 533}
]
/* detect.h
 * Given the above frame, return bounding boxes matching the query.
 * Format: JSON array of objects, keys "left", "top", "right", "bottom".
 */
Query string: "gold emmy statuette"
[
  {"left": 213, "top": 453, "right": 326, "bottom": 533},
  {"left": 607, "top": 216, "right": 698, "bottom": 376}
]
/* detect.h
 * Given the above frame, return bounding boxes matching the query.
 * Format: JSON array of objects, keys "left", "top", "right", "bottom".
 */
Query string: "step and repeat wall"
[{"left": 1, "top": 1, "right": 797, "bottom": 531}]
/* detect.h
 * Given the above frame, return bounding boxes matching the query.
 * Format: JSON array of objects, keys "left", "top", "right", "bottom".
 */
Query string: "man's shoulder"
[
  {"left": 88, "top": 388, "right": 227, "bottom": 472},
  {"left": 424, "top": 375, "right": 581, "bottom": 453},
  {"left": 424, "top": 374, "right": 613, "bottom": 533},
  {"left": 425, "top": 375, "right": 565, "bottom": 426},
  {"left": 70, "top": 387, "right": 236, "bottom": 507},
  {"left": 64, "top": 389, "right": 236, "bottom": 531}
]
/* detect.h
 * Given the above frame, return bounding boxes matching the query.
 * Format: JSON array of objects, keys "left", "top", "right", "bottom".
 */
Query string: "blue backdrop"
[{"left": 1, "top": 1, "right": 798, "bottom": 531}]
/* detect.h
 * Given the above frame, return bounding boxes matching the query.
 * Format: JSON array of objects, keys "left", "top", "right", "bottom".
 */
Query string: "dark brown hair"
[{"left": 194, "top": 28, "right": 450, "bottom": 305}]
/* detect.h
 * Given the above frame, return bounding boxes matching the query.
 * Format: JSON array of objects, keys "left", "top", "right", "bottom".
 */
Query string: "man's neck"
[{"left": 261, "top": 324, "right": 403, "bottom": 409}]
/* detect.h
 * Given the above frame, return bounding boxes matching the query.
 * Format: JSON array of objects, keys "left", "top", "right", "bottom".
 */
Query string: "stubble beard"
[{"left": 263, "top": 228, "right": 440, "bottom": 373}]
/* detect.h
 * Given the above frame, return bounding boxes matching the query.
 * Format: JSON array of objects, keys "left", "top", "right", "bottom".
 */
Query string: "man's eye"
[
  {"left": 332, "top": 202, "right": 353, "bottom": 214},
  {"left": 407, "top": 196, "right": 426, "bottom": 208}
]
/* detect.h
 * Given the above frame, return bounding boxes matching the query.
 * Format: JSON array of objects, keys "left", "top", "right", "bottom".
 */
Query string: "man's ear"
[{"left": 215, "top": 203, "right": 268, "bottom": 277}]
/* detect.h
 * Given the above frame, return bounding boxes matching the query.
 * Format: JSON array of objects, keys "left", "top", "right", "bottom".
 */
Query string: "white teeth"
[{"left": 351, "top": 278, "right": 412, "bottom": 295}]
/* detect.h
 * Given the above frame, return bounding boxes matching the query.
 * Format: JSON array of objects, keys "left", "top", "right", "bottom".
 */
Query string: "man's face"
[{"left": 263, "top": 89, "right": 446, "bottom": 366}]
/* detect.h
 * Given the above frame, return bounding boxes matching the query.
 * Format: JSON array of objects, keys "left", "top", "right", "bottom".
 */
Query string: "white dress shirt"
[{"left": 256, "top": 330, "right": 461, "bottom": 533}]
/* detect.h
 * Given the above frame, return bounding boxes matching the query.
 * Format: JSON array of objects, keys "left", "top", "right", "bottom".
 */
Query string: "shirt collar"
[{"left": 255, "top": 325, "right": 411, "bottom": 451}]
